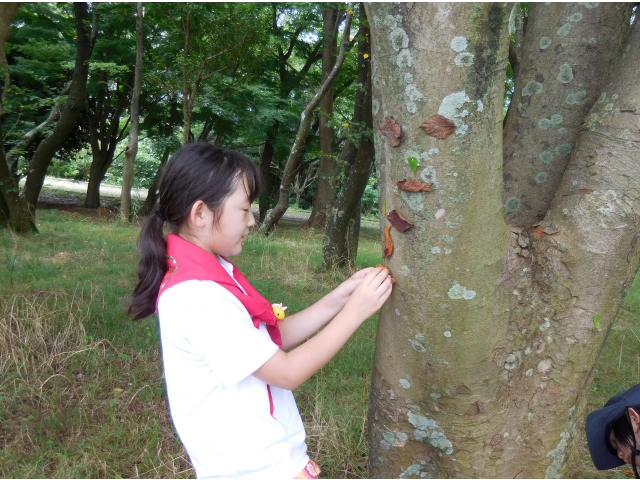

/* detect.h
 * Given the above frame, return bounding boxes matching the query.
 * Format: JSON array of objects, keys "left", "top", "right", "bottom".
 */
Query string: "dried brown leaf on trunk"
[
  {"left": 383, "top": 226, "right": 394, "bottom": 258},
  {"left": 375, "top": 264, "right": 396, "bottom": 284},
  {"left": 387, "top": 210, "right": 415, "bottom": 232},
  {"left": 379, "top": 116, "right": 401, "bottom": 147},
  {"left": 419, "top": 114, "right": 456, "bottom": 139},
  {"left": 397, "top": 179, "right": 433, "bottom": 192}
]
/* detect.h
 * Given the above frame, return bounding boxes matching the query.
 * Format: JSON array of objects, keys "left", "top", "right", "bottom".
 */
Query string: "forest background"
[{"left": 1, "top": 2, "right": 640, "bottom": 479}]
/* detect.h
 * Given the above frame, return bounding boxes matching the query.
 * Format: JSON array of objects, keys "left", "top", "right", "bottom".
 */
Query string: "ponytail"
[{"left": 128, "top": 212, "right": 168, "bottom": 320}]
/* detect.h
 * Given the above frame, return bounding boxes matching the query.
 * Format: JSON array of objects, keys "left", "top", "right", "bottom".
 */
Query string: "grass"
[
  {"left": 0, "top": 206, "right": 382, "bottom": 478},
  {"left": 1, "top": 201, "right": 639, "bottom": 478},
  {"left": 571, "top": 304, "right": 640, "bottom": 479}
]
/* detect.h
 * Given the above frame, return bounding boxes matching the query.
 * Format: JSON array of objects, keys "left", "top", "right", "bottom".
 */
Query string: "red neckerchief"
[{"left": 157, "top": 233, "right": 282, "bottom": 348}]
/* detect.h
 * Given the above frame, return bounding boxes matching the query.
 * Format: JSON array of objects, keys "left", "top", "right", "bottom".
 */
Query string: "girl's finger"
[
  {"left": 352, "top": 267, "right": 375, "bottom": 279},
  {"left": 364, "top": 267, "right": 387, "bottom": 285}
]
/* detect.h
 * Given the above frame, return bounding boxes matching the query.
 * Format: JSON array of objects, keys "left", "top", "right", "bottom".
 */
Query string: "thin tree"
[
  {"left": 304, "top": 6, "right": 341, "bottom": 229},
  {"left": 322, "top": 3, "right": 373, "bottom": 269},
  {"left": 121, "top": 2, "right": 144, "bottom": 221},
  {"left": 260, "top": 4, "right": 354, "bottom": 234}
]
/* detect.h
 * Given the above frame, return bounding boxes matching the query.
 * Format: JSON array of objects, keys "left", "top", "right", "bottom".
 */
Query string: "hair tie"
[{"left": 154, "top": 210, "right": 166, "bottom": 222}]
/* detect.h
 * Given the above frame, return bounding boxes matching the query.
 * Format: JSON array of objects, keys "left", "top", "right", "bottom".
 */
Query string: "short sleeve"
[{"left": 158, "top": 280, "right": 279, "bottom": 388}]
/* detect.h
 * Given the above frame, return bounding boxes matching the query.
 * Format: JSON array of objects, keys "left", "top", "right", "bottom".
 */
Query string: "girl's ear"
[
  {"left": 188, "top": 200, "right": 209, "bottom": 229},
  {"left": 629, "top": 408, "right": 640, "bottom": 430}
]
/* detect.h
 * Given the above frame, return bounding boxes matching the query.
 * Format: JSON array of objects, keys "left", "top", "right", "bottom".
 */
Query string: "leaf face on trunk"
[
  {"left": 419, "top": 114, "right": 456, "bottom": 139},
  {"left": 387, "top": 210, "right": 414, "bottom": 232},
  {"left": 397, "top": 179, "right": 433, "bottom": 192},
  {"left": 379, "top": 116, "right": 401, "bottom": 146}
]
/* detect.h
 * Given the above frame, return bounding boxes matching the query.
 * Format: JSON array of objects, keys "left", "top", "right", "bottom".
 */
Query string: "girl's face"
[
  {"left": 609, "top": 408, "right": 640, "bottom": 465},
  {"left": 182, "top": 176, "right": 255, "bottom": 258}
]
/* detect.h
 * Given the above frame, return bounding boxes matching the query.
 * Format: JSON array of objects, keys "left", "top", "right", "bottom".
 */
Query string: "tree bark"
[
  {"left": 502, "top": 3, "right": 633, "bottom": 226},
  {"left": 139, "top": 98, "right": 179, "bottom": 217},
  {"left": 323, "top": 4, "right": 373, "bottom": 269},
  {"left": 121, "top": 2, "right": 144, "bottom": 221},
  {"left": 258, "top": 120, "right": 280, "bottom": 224},
  {"left": 304, "top": 7, "right": 339, "bottom": 229},
  {"left": 366, "top": 3, "right": 640, "bottom": 478},
  {"left": 84, "top": 74, "right": 132, "bottom": 208},
  {"left": 260, "top": 5, "right": 354, "bottom": 234},
  {"left": 1, "top": 3, "right": 94, "bottom": 233},
  {"left": 5, "top": 83, "right": 71, "bottom": 174},
  {"left": 0, "top": 3, "right": 20, "bottom": 227}
]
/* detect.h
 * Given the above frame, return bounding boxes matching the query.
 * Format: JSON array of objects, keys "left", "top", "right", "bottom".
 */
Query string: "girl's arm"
[
  {"left": 278, "top": 267, "right": 375, "bottom": 350},
  {"left": 254, "top": 267, "right": 392, "bottom": 390}
]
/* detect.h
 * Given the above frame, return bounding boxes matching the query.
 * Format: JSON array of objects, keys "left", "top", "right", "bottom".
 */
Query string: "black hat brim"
[{"left": 585, "top": 384, "right": 640, "bottom": 470}]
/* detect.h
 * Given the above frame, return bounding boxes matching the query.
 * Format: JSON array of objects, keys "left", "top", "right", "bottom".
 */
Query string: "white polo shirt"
[{"left": 157, "top": 275, "right": 309, "bottom": 478}]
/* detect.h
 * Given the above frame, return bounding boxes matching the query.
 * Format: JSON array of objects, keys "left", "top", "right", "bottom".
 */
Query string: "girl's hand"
[
  {"left": 334, "top": 267, "right": 376, "bottom": 299},
  {"left": 343, "top": 267, "right": 392, "bottom": 323}
]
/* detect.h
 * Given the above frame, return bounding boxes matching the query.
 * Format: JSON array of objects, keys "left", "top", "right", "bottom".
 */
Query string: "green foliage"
[
  {"left": 361, "top": 174, "right": 379, "bottom": 216},
  {"left": 4, "top": 3, "right": 79, "bottom": 159},
  {"left": 105, "top": 137, "right": 162, "bottom": 190}
]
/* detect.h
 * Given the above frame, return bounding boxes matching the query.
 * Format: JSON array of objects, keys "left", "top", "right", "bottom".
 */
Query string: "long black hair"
[
  {"left": 128, "top": 143, "right": 262, "bottom": 320},
  {"left": 611, "top": 409, "right": 640, "bottom": 478}
]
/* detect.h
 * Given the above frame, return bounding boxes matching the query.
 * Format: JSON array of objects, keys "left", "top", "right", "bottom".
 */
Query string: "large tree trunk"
[
  {"left": 366, "top": 3, "right": 640, "bottom": 478},
  {"left": 323, "top": 4, "right": 373, "bottom": 269},
  {"left": 502, "top": 3, "right": 633, "bottom": 226},
  {"left": 304, "top": 7, "right": 339, "bottom": 229},
  {"left": 0, "top": 3, "right": 94, "bottom": 233},
  {"left": 0, "top": 3, "right": 20, "bottom": 227},
  {"left": 260, "top": 6, "right": 354, "bottom": 234},
  {"left": 121, "top": 2, "right": 144, "bottom": 221}
]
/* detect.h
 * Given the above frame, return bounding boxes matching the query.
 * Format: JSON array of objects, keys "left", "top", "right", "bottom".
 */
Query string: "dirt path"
[
  {"left": 40, "top": 176, "right": 148, "bottom": 198},
  {"left": 34, "top": 177, "right": 380, "bottom": 230}
]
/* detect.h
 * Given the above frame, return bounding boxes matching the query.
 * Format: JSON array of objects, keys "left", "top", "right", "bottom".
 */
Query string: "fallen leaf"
[
  {"left": 379, "top": 116, "right": 401, "bottom": 147},
  {"left": 419, "top": 114, "right": 456, "bottom": 139},
  {"left": 397, "top": 179, "right": 433, "bottom": 192},
  {"left": 113, "top": 388, "right": 124, "bottom": 395},
  {"left": 383, "top": 226, "right": 394, "bottom": 258},
  {"left": 579, "top": 188, "right": 593, "bottom": 194},
  {"left": 387, "top": 210, "right": 415, "bottom": 232}
]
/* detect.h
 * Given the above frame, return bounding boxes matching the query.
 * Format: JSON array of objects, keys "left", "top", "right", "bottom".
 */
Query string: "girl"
[
  {"left": 129, "top": 143, "right": 392, "bottom": 479},
  {"left": 586, "top": 384, "right": 640, "bottom": 478}
]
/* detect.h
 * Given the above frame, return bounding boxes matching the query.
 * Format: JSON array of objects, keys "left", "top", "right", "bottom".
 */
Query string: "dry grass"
[{"left": 0, "top": 284, "right": 193, "bottom": 478}]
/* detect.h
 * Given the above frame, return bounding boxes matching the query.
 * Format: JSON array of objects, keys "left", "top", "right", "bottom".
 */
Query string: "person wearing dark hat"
[{"left": 586, "top": 384, "right": 640, "bottom": 478}]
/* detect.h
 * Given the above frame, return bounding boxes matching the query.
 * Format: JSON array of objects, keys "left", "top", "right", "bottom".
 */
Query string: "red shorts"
[{"left": 294, "top": 460, "right": 321, "bottom": 479}]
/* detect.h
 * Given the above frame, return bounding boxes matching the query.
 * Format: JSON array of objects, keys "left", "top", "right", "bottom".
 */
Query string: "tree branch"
[{"left": 285, "top": 60, "right": 316, "bottom": 92}]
